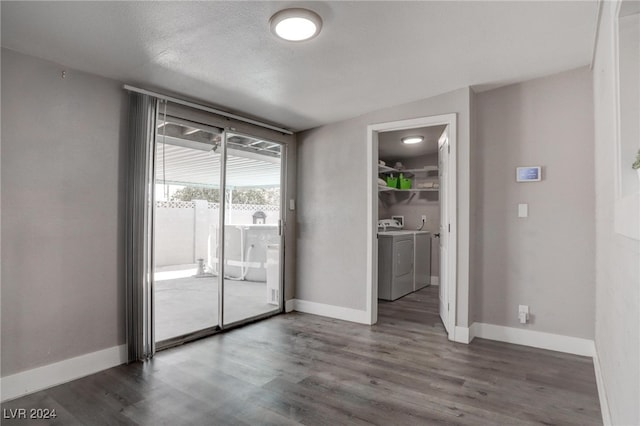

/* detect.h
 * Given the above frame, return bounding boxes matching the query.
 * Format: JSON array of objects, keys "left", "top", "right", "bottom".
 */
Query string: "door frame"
[
  {"left": 153, "top": 127, "right": 287, "bottom": 351},
  {"left": 437, "top": 128, "right": 452, "bottom": 333},
  {"left": 366, "top": 113, "right": 457, "bottom": 340}
]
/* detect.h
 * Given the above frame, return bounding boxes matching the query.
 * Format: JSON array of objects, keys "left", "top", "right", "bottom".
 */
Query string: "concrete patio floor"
[{"left": 154, "top": 266, "right": 279, "bottom": 342}]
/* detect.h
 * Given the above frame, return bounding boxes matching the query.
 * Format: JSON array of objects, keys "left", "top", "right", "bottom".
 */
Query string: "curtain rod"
[{"left": 123, "top": 85, "right": 293, "bottom": 135}]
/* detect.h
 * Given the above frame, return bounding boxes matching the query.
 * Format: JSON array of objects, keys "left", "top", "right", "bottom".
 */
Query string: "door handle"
[
  {"left": 434, "top": 233, "right": 440, "bottom": 238},
  {"left": 278, "top": 219, "right": 283, "bottom": 236}
]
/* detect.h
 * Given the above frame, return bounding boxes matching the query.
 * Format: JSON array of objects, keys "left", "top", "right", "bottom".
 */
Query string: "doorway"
[
  {"left": 153, "top": 106, "right": 285, "bottom": 349},
  {"left": 367, "top": 114, "right": 457, "bottom": 340}
]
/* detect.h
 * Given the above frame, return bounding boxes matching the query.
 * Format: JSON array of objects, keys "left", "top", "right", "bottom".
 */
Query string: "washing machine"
[
  {"left": 378, "top": 232, "right": 415, "bottom": 301},
  {"left": 413, "top": 231, "right": 431, "bottom": 290}
]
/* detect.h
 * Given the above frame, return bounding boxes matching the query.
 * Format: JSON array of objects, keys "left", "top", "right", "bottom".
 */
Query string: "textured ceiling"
[{"left": 1, "top": 1, "right": 598, "bottom": 131}]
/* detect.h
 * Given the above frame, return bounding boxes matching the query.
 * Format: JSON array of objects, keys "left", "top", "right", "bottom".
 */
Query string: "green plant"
[
  {"left": 633, "top": 149, "right": 640, "bottom": 170},
  {"left": 171, "top": 186, "right": 280, "bottom": 205}
]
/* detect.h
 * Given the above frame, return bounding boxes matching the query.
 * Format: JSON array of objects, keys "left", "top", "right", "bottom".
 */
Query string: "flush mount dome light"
[
  {"left": 402, "top": 136, "right": 424, "bottom": 145},
  {"left": 270, "top": 8, "right": 322, "bottom": 41}
]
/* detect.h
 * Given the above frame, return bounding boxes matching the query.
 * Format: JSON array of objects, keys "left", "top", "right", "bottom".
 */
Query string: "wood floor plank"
[{"left": 1, "top": 286, "right": 602, "bottom": 425}]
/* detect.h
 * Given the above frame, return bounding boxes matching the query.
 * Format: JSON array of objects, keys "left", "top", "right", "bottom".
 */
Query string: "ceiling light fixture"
[
  {"left": 270, "top": 8, "right": 322, "bottom": 42},
  {"left": 402, "top": 136, "right": 424, "bottom": 145}
]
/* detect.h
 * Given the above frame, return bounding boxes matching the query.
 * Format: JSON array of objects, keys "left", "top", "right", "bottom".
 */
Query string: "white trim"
[
  {"left": 446, "top": 120, "right": 458, "bottom": 341},
  {"left": 291, "top": 299, "right": 370, "bottom": 324},
  {"left": 613, "top": 0, "right": 622, "bottom": 201},
  {"left": 367, "top": 113, "right": 458, "bottom": 333},
  {"left": 285, "top": 299, "right": 295, "bottom": 313},
  {"left": 430, "top": 276, "right": 439, "bottom": 286},
  {"left": 0, "top": 344, "right": 127, "bottom": 403},
  {"left": 366, "top": 124, "right": 378, "bottom": 325},
  {"left": 592, "top": 344, "right": 612, "bottom": 426},
  {"left": 590, "top": 0, "right": 604, "bottom": 70},
  {"left": 454, "top": 326, "right": 471, "bottom": 344},
  {"left": 470, "top": 323, "right": 595, "bottom": 357}
]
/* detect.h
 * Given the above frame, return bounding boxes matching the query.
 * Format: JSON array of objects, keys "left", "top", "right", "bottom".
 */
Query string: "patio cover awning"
[{"left": 155, "top": 139, "right": 281, "bottom": 189}]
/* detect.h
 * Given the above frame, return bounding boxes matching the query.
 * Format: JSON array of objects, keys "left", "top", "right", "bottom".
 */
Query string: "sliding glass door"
[
  {"left": 221, "top": 132, "right": 284, "bottom": 326},
  {"left": 153, "top": 110, "right": 224, "bottom": 344},
  {"left": 152, "top": 103, "right": 285, "bottom": 348}
]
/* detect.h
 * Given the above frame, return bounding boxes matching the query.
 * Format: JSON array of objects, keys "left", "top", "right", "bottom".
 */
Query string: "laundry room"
[{"left": 377, "top": 125, "right": 446, "bottom": 305}]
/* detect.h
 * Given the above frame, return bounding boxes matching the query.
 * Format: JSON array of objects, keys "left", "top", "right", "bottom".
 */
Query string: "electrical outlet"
[
  {"left": 421, "top": 215, "right": 427, "bottom": 222},
  {"left": 518, "top": 203, "right": 528, "bottom": 218}
]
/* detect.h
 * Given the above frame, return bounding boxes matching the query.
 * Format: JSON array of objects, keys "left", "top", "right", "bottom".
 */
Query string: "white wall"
[
  {"left": 297, "top": 88, "right": 471, "bottom": 325},
  {"left": 155, "top": 206, "right": 197, "bottom": 266},
  {"left": 154, "top": 202, "right": 280, "bottom": 267},
  {"left": 1, "top": 49, "right": 127, "bottom": 376},
  {"left": 473, "top": 67, "right": 596, "bottom": 339},
  {"left": 593, "top": 2, "right": 640, "bottom": 424}
]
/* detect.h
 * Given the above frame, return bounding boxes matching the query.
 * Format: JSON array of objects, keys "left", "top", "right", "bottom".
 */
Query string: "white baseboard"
[
  {"left": 470, "top": 322, "right": 594, "bottom": 357},
  {"left": 0, "top": 344, "right": 127, "bottom": 403},
  {"left": 285, "top": 299, "right": 295, "bottom": 313},
  {"left": 291, "top": 299, "right": 370, "bottom": 324},
  {"left": 430, "top": 276, "right": 439, "bottom": 286},
  {"left": 453, "top": 326, "right": 471, "bottom": 343},
  {"left": 592, "top": 344, "right": 612, "bottom": 426}
]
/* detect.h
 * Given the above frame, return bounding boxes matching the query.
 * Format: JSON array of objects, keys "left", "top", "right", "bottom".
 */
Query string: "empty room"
[{"left": 1, "top": 1, "right": 638, "bottom": 425}]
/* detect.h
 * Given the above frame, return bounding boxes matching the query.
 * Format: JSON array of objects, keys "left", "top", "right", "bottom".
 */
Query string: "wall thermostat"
[{"left": 516, "top": 166, "right": 542, "bottom": 182}]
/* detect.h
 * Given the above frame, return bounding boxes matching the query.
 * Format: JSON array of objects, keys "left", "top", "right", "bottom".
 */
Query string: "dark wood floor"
[{"left": 2, "top": 286, "right": 602, "bottom": 425}]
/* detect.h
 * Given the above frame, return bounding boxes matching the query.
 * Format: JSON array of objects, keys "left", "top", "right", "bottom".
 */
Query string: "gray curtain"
[{"left": 125, "top": 93, "right": 157, "bottom": 362}]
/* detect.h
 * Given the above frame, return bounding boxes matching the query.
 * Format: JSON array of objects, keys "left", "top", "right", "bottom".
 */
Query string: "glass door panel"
[
  {"left": 153, "top": 106, "right": 223, "bottom": 344},
  {"left": 222, "top": 132, "right": 283, "bottom": 326}
]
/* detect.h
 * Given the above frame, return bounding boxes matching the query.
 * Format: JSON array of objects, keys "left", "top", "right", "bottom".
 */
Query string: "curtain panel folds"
[{"left": 125, "top": 93, "right": 158, "bottom": 362}]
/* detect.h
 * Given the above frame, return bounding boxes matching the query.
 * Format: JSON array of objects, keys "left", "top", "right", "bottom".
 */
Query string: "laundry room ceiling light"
[
  {"left": 270, "top": 8, "right": 322, "bottom": 42},
  {"left": 401, "top": 136, "right": 424, "bottom": 145}
]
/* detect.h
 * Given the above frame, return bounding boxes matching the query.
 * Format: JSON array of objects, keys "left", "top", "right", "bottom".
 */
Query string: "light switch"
[
  {"left": 289, "top": 199, "right": 296, "bottom": 211},
  {"left": 518, "top": 203, "right": 528, "bottom": 218}
]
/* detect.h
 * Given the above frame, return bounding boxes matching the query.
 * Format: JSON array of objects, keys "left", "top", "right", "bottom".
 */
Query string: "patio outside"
[
  {"left": 153, "top": 121, "right": 283, "bottom": 343},
  {"left": 153, "top": 200, "right": 282, "bottom": 342}
]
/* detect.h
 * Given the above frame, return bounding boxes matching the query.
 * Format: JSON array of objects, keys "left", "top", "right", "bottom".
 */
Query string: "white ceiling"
[{"left": 1, "top": 1, "right": 598, "bottom": 131}]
